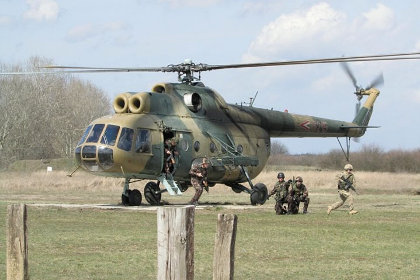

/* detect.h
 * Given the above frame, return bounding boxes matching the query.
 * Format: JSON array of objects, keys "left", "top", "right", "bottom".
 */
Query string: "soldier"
[
  {"left": 269, "top": 172, "right": 290, "bottom": 215},
  {"left": 327, "top": 163, "right": 358, "bottom": 215},
  {"left": 287, "top": 176, "right": 310, "bottom": 214},
  {"left": 188, "top": 158, "right": 209, "bottom": 205}
]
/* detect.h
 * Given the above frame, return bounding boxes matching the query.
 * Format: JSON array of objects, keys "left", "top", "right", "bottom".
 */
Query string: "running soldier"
[
  {"left": 269, "top": 172, "right": 290, "bottom": 215},
  {"left": 287, "top": 176, "right": 310, "bottom": 214},
  {"left": 188, "top": 158, "right": 209, "bottom": 205},
  {"left": 327, "top": 164, "right": 358, "bottom": 215}
]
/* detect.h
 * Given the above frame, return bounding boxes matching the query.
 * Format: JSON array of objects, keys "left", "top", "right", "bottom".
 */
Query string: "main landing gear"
[
  {"left": 228, "top": 166, "right": 268, "bottom": 206},
  {"left": 121, "top": 178, "right": 165, "bottom": 206}
]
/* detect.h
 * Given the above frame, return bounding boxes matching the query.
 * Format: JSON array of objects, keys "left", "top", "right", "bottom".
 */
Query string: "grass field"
[{"left": 0, "top": 169, "right": 419, "bottom": 279}]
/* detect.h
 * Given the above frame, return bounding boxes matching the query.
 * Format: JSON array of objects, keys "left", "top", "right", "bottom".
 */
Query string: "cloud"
[
  {"left": 362, "top": 3, "right": 395, "bottom": 30},
  {"left": 24, "top": 0, "right": 59, "bottom": 21},
  {"left": 67, "top": 22, "right": 127, "bottom": 43},
  {"left": 243, "top": 2, "right": 346, "bottom": 61}
]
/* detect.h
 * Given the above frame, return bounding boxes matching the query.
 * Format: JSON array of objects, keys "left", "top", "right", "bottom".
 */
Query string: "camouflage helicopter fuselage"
[{"left": 74, "top": 82, "right": 379, "bottom": 200}]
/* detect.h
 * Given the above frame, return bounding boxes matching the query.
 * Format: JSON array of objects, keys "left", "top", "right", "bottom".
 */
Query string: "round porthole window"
[
  {"left": 210, "top": 142, "right": 217, "bottom": 153},
  {"left": 194, "top": 141, "right": 200, "bottom": 152},
  {"left": 181, "top": 139, "right": 189, "bottom": 151}
]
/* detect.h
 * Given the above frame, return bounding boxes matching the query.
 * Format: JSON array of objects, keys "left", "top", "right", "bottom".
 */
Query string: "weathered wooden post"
[
  {"left": 6, "top": 204, "right": 28, "bottom": 280},
  {"left": 213, "top": 214, "right": 238, "bottom": 280},
  {"left": 157, "top": 206, "right": 195, "bottom": 280}
]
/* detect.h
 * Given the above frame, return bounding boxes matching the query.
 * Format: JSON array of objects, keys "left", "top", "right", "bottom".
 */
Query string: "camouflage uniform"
[
  {"left": 328, "top": 168, "right": 358, "bottom": 215},
  {"left": 188, "top": 161, "right": 208, "bottom": 205},
  {"left": 287, "top": 177, "right": 309, "bottom": 214},
  {"left": 269, "top": 180, "right": 290, "bottom": 215}
]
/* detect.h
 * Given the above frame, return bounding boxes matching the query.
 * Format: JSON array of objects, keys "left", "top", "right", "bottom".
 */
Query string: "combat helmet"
[
  {"left": 344, "top": 163, "right": 353, "bottom": 171},
  {"left": 277, "top": 172, "right": 285, "bottom": 179}
]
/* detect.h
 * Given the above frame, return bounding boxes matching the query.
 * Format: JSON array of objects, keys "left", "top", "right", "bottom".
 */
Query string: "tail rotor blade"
[
  {"left": 340, "top": 62, "right": 359, "bottom": 90},
  {"left": 367, "top": 72, "right": 384, "bottom": 89}
]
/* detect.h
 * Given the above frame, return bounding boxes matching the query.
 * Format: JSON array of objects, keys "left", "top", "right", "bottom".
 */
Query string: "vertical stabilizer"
[{"left": 352, "top": 88, "right": 380, "bottom": 126}]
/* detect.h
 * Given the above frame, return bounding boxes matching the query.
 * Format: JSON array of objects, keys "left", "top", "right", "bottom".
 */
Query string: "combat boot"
[
  {"left": 327, "top": 206, "right": 332, "bottom": 215},
  {"left": 349, "top": 210, "right": 358, "bottom": 215},
  {"left": 189, "top": 188, "right": 203, "bottom": 206}
]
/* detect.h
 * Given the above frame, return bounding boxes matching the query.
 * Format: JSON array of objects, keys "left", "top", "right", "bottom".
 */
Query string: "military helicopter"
[{"left": 4, "top": 52, "right": 420, "bottom": 206}]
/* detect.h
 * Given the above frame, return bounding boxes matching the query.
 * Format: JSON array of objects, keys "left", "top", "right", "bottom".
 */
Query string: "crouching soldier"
[
  {"left": 269, "top": 172, "right": 290, "bottom": 215},
  {"left": 287, "top": 176, "right": 310, "bottom": 214}
]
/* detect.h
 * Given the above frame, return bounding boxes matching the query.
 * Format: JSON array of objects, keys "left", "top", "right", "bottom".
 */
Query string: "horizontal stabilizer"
[{"left": 340, "top": 125, "right": 380, "bottom": 129}]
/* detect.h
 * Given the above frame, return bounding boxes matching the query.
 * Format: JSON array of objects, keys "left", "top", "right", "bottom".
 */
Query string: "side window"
[
  {"left": 117, "top": 127, "right": 134, "bottom": 151},
  {"left": 135, "top": 129, "right": 151, "bottom": 153},
  {"left": 100, "top": 125, "right": 120, "bottom": 146},
  {"left": 86, "top": 124, "right": 105, "bottom": 143}
]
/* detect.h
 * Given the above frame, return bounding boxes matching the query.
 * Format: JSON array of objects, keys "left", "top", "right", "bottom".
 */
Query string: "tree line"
[
  {"left": 269, "top": 142, "right": 420, "bottom": 173},
  {"left": 0, "top": 57, "right": 111, "bottom": 169}
]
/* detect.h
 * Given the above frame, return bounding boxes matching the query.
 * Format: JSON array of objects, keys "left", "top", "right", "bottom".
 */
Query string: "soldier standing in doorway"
[
  {"left": 188, "top": 158, "right": 209, "bottom": 205},
  {"left": 269, "top": 172, "right": 290, "bottom": 215},
  {"left": 327, "top": 163, "right": 359, "bottom": 215}
]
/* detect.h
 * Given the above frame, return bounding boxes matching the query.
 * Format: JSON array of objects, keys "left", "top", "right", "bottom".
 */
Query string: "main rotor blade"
[
  {"left": 2, "top": 51, "right": 420, "bottom": 75},
  {"left": 340, "top": 62, "right": 358, "bottom": 89},
  {"left": 204, "top": 52, "right": 420, "bottom": 71}
]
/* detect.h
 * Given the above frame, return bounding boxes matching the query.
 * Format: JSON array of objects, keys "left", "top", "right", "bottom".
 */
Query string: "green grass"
[{"left": 0, "top": 198, "right": 419, "bottom": 280}]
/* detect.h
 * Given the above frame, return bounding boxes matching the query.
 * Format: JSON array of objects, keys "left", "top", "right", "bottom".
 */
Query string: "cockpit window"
[
  {"left": 100, "top": 125, "right": 120, "bottom": 146},
  {"left": 77, "top": 125, "right": 92, "bottom": 146},
  {"left": 135, "top": 129, "right": 151, "bottom": 153},
  {"left": 86, "top": 124, "right": 105, "bottom": 143},
  {"left": 117, "top": 127, "right": 134, "bottom": 151}
]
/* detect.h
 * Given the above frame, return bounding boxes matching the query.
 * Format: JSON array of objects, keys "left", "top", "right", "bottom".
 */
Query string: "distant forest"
[{"left": 270, "top": 141, "right": 420, "bottom": 173}]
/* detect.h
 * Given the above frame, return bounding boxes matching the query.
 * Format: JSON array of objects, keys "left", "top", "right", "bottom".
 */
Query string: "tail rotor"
[{"left": 340, "top": 62, "right": 384, "bottom": 142}]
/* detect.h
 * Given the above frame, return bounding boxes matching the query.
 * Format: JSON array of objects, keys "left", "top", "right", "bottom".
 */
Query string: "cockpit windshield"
[
  {"left": 86, "top": 124, "right": 105, "bottom": 143},
  {"left": 77, "top": 125, "right": 92, "bottom": 146},
  {"left": 100, "top": 124, "right": 120, "bottom": 146}
]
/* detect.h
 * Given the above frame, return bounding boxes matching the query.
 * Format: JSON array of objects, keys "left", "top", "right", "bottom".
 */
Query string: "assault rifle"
[{"left": 341, "top": 176, "right": 359, "bottom": 195}]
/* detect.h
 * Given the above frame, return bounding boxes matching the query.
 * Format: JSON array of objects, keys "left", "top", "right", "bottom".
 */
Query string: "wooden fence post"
[
  {"left": 213, "top": 214, "right": 238, "bottom": 280},
  {"left": 157, "top": 206, "right": 195, "bottom": 280},
  {"left": 6, "top": 204, "right": 28, "bottom": 280}
]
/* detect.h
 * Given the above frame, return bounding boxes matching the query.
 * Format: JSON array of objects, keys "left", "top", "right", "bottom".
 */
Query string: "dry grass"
[{"left": 1, "top": 169, "right": 419, "bottom": 205}]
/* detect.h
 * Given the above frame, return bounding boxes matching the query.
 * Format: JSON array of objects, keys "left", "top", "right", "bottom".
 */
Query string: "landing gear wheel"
[
  {"left": 144, "top": 182, "right": 161, "bottom": 205},
  {"left": 250, "top": 183, "right": 268, "bottom": 205},
  {"left": 129, "top": 189, "right": 142, "bottom": 206},
  {"left": 121, "top": 192, "right": 130, "bottom": 206}
]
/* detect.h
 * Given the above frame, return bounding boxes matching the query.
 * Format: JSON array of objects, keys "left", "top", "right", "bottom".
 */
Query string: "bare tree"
[{"left": 0, "top": 57, "right": 111, "bottom": 168}]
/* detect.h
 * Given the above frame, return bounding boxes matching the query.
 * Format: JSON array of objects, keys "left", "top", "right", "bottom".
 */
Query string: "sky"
[{"left": 1, "top": 0, "right": 419, "bottom": 154}]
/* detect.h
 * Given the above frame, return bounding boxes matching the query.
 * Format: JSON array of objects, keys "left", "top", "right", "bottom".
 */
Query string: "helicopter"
[{"left": 3, "top": 52, "right": 420, "bottom": 206}]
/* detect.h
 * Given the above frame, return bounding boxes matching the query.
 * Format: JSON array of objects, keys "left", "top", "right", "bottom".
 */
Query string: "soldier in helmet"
[
  {"left": 287, "top": 176, "right": 310, "bottom": 214},
  {"left": 269, "top": 172, "right": 290, "bottom": 215},
  {"left": 327, "top": 163, "right": 358, "bottom": 215},
  {"left": 188, "top": 158, "right": 209, "bottom": 205}
]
